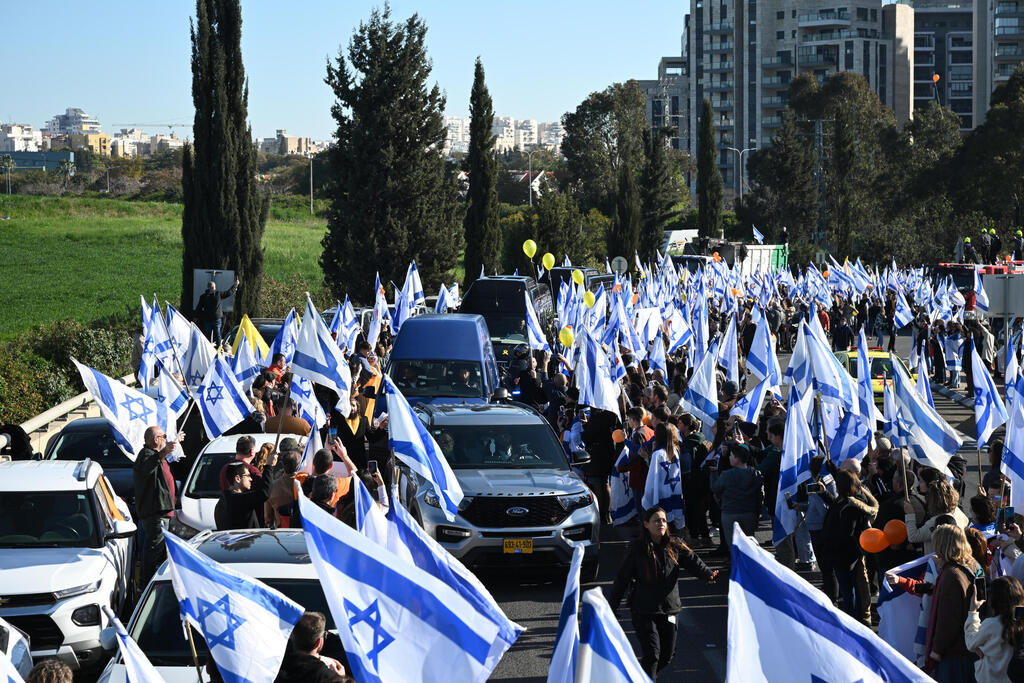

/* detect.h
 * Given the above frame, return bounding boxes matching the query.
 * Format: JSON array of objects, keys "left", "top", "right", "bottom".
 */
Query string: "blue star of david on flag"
[
  {"left": 197, "top": 595, "right": 246, "bottom": 650},
  {"left": 344, "top": 598, "right": 394, "bottom": 669},
  {"left": 119, "top": 396, "right": 153, "bottom": 423},
  {"left": 206, "top": 382, "right": 224, "bottom": 406},
  {"left": 660, "top": 460, "right": 680, "bottom": 488},
  {"left": 186, "top": 369, "right": 204, "bottom": 387}
]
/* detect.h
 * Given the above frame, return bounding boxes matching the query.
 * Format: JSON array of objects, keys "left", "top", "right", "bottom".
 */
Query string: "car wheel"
[{"left": 581, "top": 559, "right": 599, "bottom": 584}]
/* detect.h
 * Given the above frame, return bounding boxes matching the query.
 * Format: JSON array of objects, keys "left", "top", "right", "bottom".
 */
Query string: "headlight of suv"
[
  {"left": 423, "top": 492, "right": 474, "bottom": 512},
  {"left": 168, "top": 515, "right": 201, "bottom": 539},
  {"left": 557, "top": 491, "right": 594, "bottom": 513},
  {"left": 54, "top": 580, "right": 101, "bottom": 600}
]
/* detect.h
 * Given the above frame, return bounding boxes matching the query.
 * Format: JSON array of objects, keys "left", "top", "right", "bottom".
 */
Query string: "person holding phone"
[
  {"left": 134, "top": 425, "right": 187, "bottom": 584},
  {"left": 924, "top": 524, "right": 984, "bottom": 680},
  {"left": 965, "top": 575, "right": 1024, "bottom": 682}
]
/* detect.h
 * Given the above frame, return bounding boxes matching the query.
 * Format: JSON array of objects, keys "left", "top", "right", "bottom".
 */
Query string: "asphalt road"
[{"left": 487, "top": 333, "right": 999, "bottom": 682}]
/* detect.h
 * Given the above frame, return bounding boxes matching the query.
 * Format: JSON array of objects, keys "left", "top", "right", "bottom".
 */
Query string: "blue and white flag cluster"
[{"left": 196, "top": 355, "right": 255, "bottom": 439}]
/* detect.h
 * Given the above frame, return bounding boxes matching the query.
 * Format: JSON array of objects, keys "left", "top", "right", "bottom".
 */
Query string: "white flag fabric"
[
  {"left": 547, "top": 545, "right": 583, "bottom": 683},
  {"left": 196, "top": 355, "right": 254, "bottom": 439},
  {"left": 291, "top": 376, "right": 327, "bottom": 430},
  {"left": 165, "top": 303, "right": 193, "bottom": 361},
  {"left": 575, "top": 328, "right": 621, "bottom": 415},
  {"left": 267, "top": 308, "right": 299, "bottom": 365},
  {"left": 732, "top": 377, "right": 770, "bottom": 424},
  {"left": 102, "top": 606, "right": 162, "bottom": 683},
  {"left": 163, "top": 532, "right": 303, "bottom": 683},
  {"left": 182, "top": 325, "right": 216, "bottom": 390},
  {"left": 975, "top": 267, "right": 990, "bottom": 312},
  {"left": 972, "top": 341, "right": 1008, "bottom": 449},
  {"left": 353, "top": 472, "right": 390, "bottom": 545},
  {"left": 1, "top": 646, "right": 26, "bottom": 683},
  {"left": 232, "top": 329, "right": 261, "bottom": 393},
  {"left": 72, "top": 358, "right": 177, "bottom": 459},
  {"left": 773, "top": 385, "right": 815, "bottom": 545},
  {"left": 297, "top": 425, "right": 322, "bottom": 476},
  {"left": 718, "top": 315, "right": 740, "bottom": 384},
  {"left": 576, "top": 588, "right": 651, "bottom": 683},
  {"left": 610, "top": 450, "right": 637, "bottom": 526},
  {"left": 681, "top": 342, "right": 719, "bottom": 429},
  {"left": 727, "top": 526, "right": 931, "bottom": 682},
  {"left": 154, "top": 363, "right": 190, "bottom": 418},
  {"left": 642, "top": 448, "right": 684, "bottom": 526},
  {"left": 1001, "top": 373, "right": 1024, "bottom": 510},
  {"left": 292, "top": 299, "right": 351, "bottom": 406},
  {"left": 891, "top": 356, "right": 960, "bottom": 476},
  {"left": 298, "top": 493, "right": 518, "bottom": 683},
  {"left": 746, "top": 308, "right": 781, "bottom": 386},
  {"left": 876, "top": 554, "right": 933, "bottom": 662},
  {"left": 525, "top": 291, "right": 551, "bottom": 352}
]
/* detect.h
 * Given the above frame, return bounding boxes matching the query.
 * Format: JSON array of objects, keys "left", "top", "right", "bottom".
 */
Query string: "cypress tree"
[
  {"left": 463, "top": 58, "right": 500, "bottom": 286},
  {"left": 181, "top": 0, "right": 266, "bottom": 318},
  {"left": 321, "top": 7, "right": 462, "bottom": 301},
  {"left": 609, "top": 158, "right": 641, "bottom": 259},
  {"left": 639, "top": 127, "right": 681, "bottom": 261},
  {"left": 697, "top": 98, "right": 723, "bottom": 238}
]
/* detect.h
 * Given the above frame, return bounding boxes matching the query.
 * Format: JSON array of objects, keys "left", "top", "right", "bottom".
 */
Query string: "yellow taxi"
[{"left": 833, "top": 348, "right": 917, "bottom": 404}]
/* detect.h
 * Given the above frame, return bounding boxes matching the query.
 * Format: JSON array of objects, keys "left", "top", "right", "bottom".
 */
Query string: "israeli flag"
[
  {"left": 1008, "top": 336, "right": 1021, "bottom": 409},
  {"left": 828, "top": 410, "right": 871, "bottom": 464},
  {"left": 182, "top": 325, "right": 216, "bottom": 390},
  {"left": 891, "top": 357, "right": 961, "bottom": 475},
  {"left": 353, "top": 473, "right": 389, "bottom": 545},
  {"left": 681, "top": 341, "right": 719, "bottom": 429},
  {"left": 876, "top": 554, "right": 933, "bottom": 661},
  {"left": 916, "top": 342, "right": 935, "bottom": 409},
  {"left": 972, "top": 342, "right": 1008, "bottom": 449},
  {"left": 1002, "top": 374, "right": 1024, "bottom": 510},
  {"left": 733, "top": 377, "right": 770, "bottom": 424},
  {"left": 138, "top": 296, "right": 157, "bottom": 391},
  {"left": 101, "top": 606, "right": 161, "bottom": 683},
  {"left": 547, "top": 546, "right": 584, "bottom": 683},
  {"left": 893, "top": 287, "right": 914, "bottom": 329},
  {"left": 642, "top": 448, "right": 684, "bottom": 525},
  {"left": 435, "top": 284, "right": 452, "bottom": 314},
  {"left": 340, "top": 296, "right": 362, "bottom": 353},
  {"left": 525, "top": 291, "right": 551, "bottom": 352},
  {"left": 752, "top": 225, "right": 764, "bottom": 244},
  {"left": 298, "top": 493, "right": 518, "bottom": 683},
  {"left": 647, "top": 332, "right": 668, "bottom": 378},
  {"left": 667, "top": 309, "right": 692, "bottom": 354},
  {"left": 405, "top": 260, "right": 426, "bottom": 306},
  {"left": 575, "top": 328, "right": 621, "bottom": 415},
  {"left": 576, "top": 588, "right": 651, "bottom": 683},
  {"left": 163, "top": 532, "right": 303, "bottom": 683},
  {"left": 231, "top": 330, "right": 261, "bottom": 392},
  {"left": 975, "top": 267, "right": 990, "bottom": 312},
  {"left": 610, "top": 450, "right": 637, "bottom": 526},
  {"left": 165, "top": 303, "right": 193, "bottom": 360},
  {"left": 291, "top": 376, "right": 327, "bottom": 430},
  {"left": 384, "top": 376, "right": 464, "bottom": 521},
  {"left": 72, "top": 359, "right": 176, "bottom": 458},
  {"left": 747, "top": 308, "right": 781, "bottom": 386},
  {"left": 773, "top": 385, "right": 815, "bottom": 546},
  {"left": 154, "top": 362, "right": 190, "bottom": 417},
  {"left": 196, "top": 355, "right": 254, "bottom": 439},
  {"left": 728, "top": 526, "right": 930, "bottom": 682},
  {"left": 267, "top": 307, "right": 298, "bottom": 365},
  {"left": 368, "top": 277, "right": 390, "bottom": 350},
  {"left": 292, "top": 299, "right": 351, "bottom": 406}
]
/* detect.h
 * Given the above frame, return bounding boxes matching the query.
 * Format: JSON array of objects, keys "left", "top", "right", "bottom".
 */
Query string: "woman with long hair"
[
  {"left": 927, "top": 524, "right": 983, "bottom": 681},
  {"left": 711, "top": 442, "right": 763, "bottom": 553},
  {"left": 966, "top": 575, "right": 1024, "bottom": 682},
  {"left": 906, "top": 478, "right": 971, "bottom": 555},
  {"left": 607, "top": 506, "right": 718, "bottom": 680},
  {"left": 642, "top": 423, "right": 685, "bottom": 532}
]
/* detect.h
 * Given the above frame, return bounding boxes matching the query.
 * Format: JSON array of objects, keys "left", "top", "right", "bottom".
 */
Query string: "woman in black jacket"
[{"left": 607, "top": 506, "right": 719, "bottom": 679}]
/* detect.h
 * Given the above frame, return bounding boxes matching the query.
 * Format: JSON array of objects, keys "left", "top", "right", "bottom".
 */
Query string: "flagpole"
[
  {"left": 183, "top": 621, "right": 205, "bottom": 682},
  {"left": 814, "top": 392, "right": 832, "bottom": 462}
]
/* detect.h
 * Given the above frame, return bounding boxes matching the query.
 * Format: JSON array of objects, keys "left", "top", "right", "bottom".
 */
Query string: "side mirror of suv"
[
  {"left": 571, "top": 450, "right": 591, "bottom": 466},
  {"left": 107, "top": 519, "right": 137, "bottom": 540}
]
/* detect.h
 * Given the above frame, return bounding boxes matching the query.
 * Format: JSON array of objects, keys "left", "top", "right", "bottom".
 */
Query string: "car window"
[
  {"left": 131, "top": 579, "right": 334, "bottom": 666},
  {"left": 48, "top": 431, "right": 133, "bottom": 468},
  {"left": 482, "top": 314, "right": 529, "bottom": 343},
  {"left": 185, "top": 453, "right": 234, "bottom": 498},
  {"left": 0, "top": 491, "right": 100, "bottom": 547},
  {"left": 389, "top": 360, "right": 484, "bottom": 398},
  {"left": 429, "top": 423, "right": 570, "bottom": 470},
  {"left": 871, "top": 357, "right": 895, "bottom": 378}
]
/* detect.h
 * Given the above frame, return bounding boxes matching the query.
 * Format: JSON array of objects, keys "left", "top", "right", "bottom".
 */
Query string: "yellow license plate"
[{"left": 503, "top": 538, "right": 533, "bottom": 554}]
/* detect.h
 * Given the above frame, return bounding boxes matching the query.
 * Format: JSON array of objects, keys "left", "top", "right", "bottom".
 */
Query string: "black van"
[{"left": 459, "top": 276, "right": 551, "bottom": 369}]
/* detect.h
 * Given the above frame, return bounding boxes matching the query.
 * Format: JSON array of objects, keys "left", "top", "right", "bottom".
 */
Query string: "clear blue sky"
[{"left": 3, "top": 1, "right": 686, "bottom": 141}]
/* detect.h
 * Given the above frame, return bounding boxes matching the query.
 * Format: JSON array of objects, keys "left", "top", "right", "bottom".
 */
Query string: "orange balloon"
[
  {"left": 612, "top": 429, "right": 625, "bottom": 443},
  {"left": 823, "top": 270, "right": 831, "bottom": 278},
  {"left": 883, "top": 519, "right": 908, "bottom": 546},
  {"left": 932, "top": 73, "right": 941, "bottom": 83},
  {"left": 859, "top": 528, "right": 890, "bottom": 553}
]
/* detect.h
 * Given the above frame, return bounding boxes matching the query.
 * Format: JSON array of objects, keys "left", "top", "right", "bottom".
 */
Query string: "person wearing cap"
[
  {"left": 962, "top": 236, "right": 978, "bottom": 264},
  {"left": 719, "top": 380, "right": 740, "bottom": 412},
  {"left": 1014, "top": 230, "right": 1024, "bottom": 261}
]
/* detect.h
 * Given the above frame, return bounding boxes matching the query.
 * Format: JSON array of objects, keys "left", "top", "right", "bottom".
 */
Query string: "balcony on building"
[
  {"left": 996, "top": 62, "right": 1022, "bottom": 79},
  {"left": 714, "top": 118, "right": 736, "bottom": 128},
  {"left": 708, "top": 61, "right": 735, "bottom": 73},
  {"left": 707, "top": 41, "right": 736, "bottom": 53},
  {"left": 915, "top": 34, "right": 936, "bottom": 49},
  {"left": 947, "top": 34, "right": 973, "bottom": 50},
  {"left": 762, "top": 96, "right": 789, "bottom": 108},
  {"left": 711, "top": 99, "right": 735, "bottom": 110},
  {"left": 798, "top": 52, "right": 839, "bottom": 67},
  {"left": 762, "top": 116, "right": 783, "bottom": 128},
  {"left": 706, "top": 21, "right": 735, "bottom": 34},
  {"left": 995, "top": 2, "right": 1024, "bottom": 17},
  {"left": 762, "top": 54, "right": 794, "bottom": 69},
  {"left": 994, "top": 45, "right": 1024, "bottom": 60},
  {"left": 798, "top": 9, "right": 851, "bottom": 28},
  {"left": 994, "top": 26, "right": 1024, "bottom": 38},
  {"left": 709, "top": 80, "right": 736, "bottom": 92},
  {"left": 761, "top": 76, "right": 791, "bottom": 87}
]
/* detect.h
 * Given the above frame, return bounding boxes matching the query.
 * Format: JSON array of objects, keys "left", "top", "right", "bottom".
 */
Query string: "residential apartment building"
[
  {"left": 974, "top": 0, "right": 1024, "bottom": 124},
  {"left": 538, "top": 121, "right": 565, "bottom": 151},
  {"left": 442, "top": 115, "right": 470, "bottom": 155},
  {"left": 0, "top": 123, "right": 43, "bottom": 152},
  {"left": 515, "top": 119, "right": 539, "bottom": 149},
  {"left": 43, "top": 108, "right": 101, "bottom": 135},
  {"left": 110, "top": 128, "right": 150, "bottom": 157},
  {"left": 68, "top": 131, "right": 111, "bottom": 156},
  {"left": 258, "top": 130, "right": 317, "bottom": 157},
  {"left": 914, "top": 2, "right": 974, "bottom": 129},
  {"left": 640, "top": 56, "right": 691, "bottom": 154},
  {"left": 493, "top": 116, "right": 517, "bottom": 152},
  {"left": 683, "top": 0, "right": 913, "bottom": 198}
]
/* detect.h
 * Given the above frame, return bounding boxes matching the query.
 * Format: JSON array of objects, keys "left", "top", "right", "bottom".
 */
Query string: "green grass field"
[{"left": 0, "top": 195, "right": 326, "bottom": 339}]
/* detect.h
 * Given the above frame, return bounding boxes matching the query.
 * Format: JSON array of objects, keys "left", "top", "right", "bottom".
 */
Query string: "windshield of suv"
[
  {"left": 47, "top": 431, "right": 133, "bottom": 469},
  {"left": 185, "top": 453, "right": 234, "bottom": 498},
  {"left": 482, "top": 314, "right": 528, "bottom": 344},
  {"left": 0, "top": 492, "right": 100, "bottom": 547},
  {"left": 131, "top": 579, "right": 336, "bottom": 667},
  {"left": 389, "top": 360, "right": 485, "bottom": 398},
  {"left": 846, "top": 356, "right": 904, "bottom": 379},
  {"left": 428, "top": 423, "right": 569, "bottom": 470}
]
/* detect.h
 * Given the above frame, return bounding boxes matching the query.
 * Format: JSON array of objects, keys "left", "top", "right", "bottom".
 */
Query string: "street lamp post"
[
  {"left": 725, "top": 141, "right": 757, "bottom": 200},
  {"left": 526, "top": 148, "right": 537, "bottom": 207}
]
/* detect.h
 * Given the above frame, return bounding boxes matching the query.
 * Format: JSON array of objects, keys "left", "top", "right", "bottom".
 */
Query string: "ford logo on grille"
[{"left": 506, "top": 506, "right": 529, "bottom": 516}]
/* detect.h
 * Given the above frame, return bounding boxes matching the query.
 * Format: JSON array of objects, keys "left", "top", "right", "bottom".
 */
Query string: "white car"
[
  {"left": 97, "top": 529, "right": 340, "bottom": 682},
  {"left": 170, "top": 434, "right": 303, "bottom": 538},
  {"left": 0, "top": 459, "right": 136, "bottom": 670},
  {"left": 0, "top": 617, "right": 33, "bottom": 678}
]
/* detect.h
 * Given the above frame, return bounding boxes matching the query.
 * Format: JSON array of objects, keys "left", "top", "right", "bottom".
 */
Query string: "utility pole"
[{"left": 309, "top": 156, "right": 313, "bottom": 215}]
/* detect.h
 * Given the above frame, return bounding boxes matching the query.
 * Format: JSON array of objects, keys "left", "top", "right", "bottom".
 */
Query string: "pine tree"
[
  {"left": 609, "top": 158, "right": 641, "bottom": 259},
  {"left": 463, "top": 58, "right": 500, "bottom": 286},
  {"left": 639, "top": 127, "right": 681, "bottom": 261},
  {"left": 181, "top": 0, "right": 267, "bottom": 317},
  {"left": 321, "top": 7, "right": 462, "bottom": 301},
  {"left": 697, "top": 98, "right": 723, "bottom": 238}
]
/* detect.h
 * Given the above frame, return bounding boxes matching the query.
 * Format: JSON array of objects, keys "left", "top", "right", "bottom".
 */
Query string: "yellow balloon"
[
  {"left": 522, "top": 239, "right": 537, "bottom": 259},
  {"left": 559, "top": 326, "right": 575, "bottom": 347},
  {"left": 542, "top": 253, "right": 555, "bottom": 270},
  {"left": 572, "top": 269, "right": 584, "bottom": 285},
  {"left": 583, "top": 291, "right": 596, "bottom": 308}
]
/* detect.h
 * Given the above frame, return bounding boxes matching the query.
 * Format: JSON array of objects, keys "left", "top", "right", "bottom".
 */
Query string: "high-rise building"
[
  {"left": 42, "top": 108, "right": 102, "bottom": 135},
  {"left": 914, "top": 1, "right": 974, "bottom": 130},
  {"left": 974, "top": 0, "right": 1024, "bottom": 124},
  {"left": 640, "top": 56, "right": 691, "bottom": 154},
  {"left": 492, "top": 116, "right": 517, "bottom": 152},
  {"left": 0, "top": 123, "right": 43, "bottom": 152}
]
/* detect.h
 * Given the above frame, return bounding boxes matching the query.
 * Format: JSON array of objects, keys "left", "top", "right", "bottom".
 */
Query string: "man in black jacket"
[
  {"left": 215, "top": 460, "right": 274, "bottom": 530},
  {"left": 195, "top": 277, "right": 239, "bottom": 347},
  {"left": 134, "top": 425, "right": 185, "bottom": 584},
  {"left": 275, "top": 612, "right": 348, "bottom": 682}
]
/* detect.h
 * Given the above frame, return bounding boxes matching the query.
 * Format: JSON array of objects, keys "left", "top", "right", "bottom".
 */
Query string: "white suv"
[{"left": 0, "top": 459, "right": 136, "bottom": 670}]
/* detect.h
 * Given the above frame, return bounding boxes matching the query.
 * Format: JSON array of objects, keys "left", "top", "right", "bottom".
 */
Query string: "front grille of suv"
[
  {"left": 5, "top": 614, "right": 64, "bottom": 650},
  {"left": 460, "top": 496, "right": 568, "bottom": 528},
  {"left": 0, "top": 592, "right": 56, "bottom": 608}
]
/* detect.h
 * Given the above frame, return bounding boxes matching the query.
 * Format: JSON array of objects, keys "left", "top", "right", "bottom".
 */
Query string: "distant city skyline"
[{"left": 2, "top": 1, "right": 685, "bottom": 142}]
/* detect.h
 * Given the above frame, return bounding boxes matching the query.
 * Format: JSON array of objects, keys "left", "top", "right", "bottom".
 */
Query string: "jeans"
[
  {"left": 810, "top": 530, "right": 838, "bottom": 603},
  {"left": 795, "top": 521, "right": 815, "bottom": 564},
  {"left": 721, "top": 511, "right": 758, "bottom": 554},
  {"left": 631, "top": 612, "right": 677, "bottom": 680},
  {"left": 140, "top": 516, "right": 168, "bottom": 586},
  {"left": 202, "top": 318, "right": 223, "bottom": 346},
  {"left": 835, "top": 556, "right": 871, "bottom": 624}
]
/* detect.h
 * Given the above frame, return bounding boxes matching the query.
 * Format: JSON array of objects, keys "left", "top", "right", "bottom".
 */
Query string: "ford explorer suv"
[
  {"left": 399, "top": 403, "right": 599, "bottom": 581},
  {"left": 0, "top": 459, "right": 136, "bottom": 670}
]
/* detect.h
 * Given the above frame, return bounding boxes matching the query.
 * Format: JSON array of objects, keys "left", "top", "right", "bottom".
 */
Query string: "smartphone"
[
  {"left": 975, "top": 577, "right": 987, "bottom": 602},
  {"left": 1000, "top": 506, "right": 1016, "bottom": 528},
  {"left": 368, "top": 460, "right": 378, "bottom": 475},
  {"left": 1015, "top": 606, "right": 1024, "bottom": 621},
  {"left": 328, "top": 427, "right": 337, "bottom": 439},
  {"left": 806, "top": 482, "right": 822, "bottom": 494}
]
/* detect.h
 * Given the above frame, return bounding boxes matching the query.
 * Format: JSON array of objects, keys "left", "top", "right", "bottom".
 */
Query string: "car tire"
[{"left": 581, "top": 559, "right": 599, "bottom": 584}]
